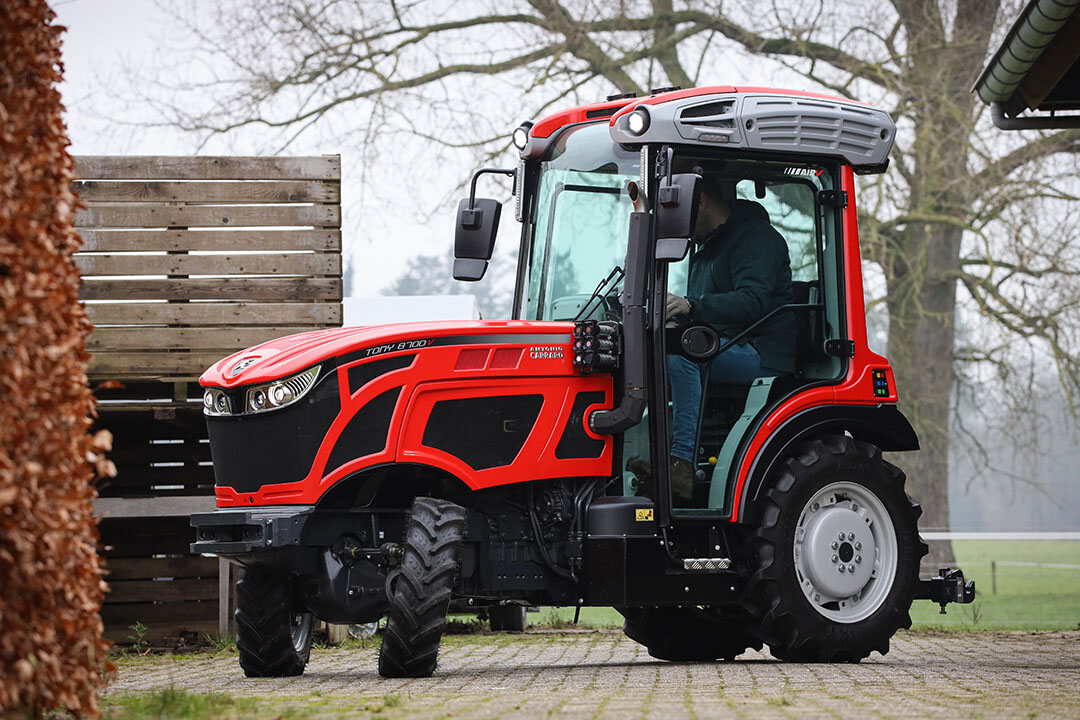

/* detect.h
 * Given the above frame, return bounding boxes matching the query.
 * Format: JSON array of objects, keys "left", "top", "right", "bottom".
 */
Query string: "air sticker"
[{"left": 635, "top": 509, "right": 654, "bottom": 522}]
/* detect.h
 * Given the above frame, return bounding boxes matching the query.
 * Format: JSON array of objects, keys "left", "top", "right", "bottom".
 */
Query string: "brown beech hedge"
[{"left": 1, "top": 1, "right": 112, "bottom": 716}]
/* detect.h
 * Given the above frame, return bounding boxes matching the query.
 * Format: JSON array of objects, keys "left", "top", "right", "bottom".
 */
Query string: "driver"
[{"left": 664, "top": 177, "right": 796, "bottom": 503}]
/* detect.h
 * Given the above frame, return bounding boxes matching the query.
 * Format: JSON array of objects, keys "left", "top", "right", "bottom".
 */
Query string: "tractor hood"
[
  {"left": 200, "top": 320, "right": 575, "bottom": 389},
  {"left": 200, "top": 318, "right": 614, "bottom": 506}
]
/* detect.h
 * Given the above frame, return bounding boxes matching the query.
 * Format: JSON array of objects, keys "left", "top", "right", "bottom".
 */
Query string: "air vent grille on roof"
[
  {"left": 678, "top": 101, "right": 735, "bottom": 127},
  {"left": 744, "top": 97, "right": 888, "bottom": 161}
]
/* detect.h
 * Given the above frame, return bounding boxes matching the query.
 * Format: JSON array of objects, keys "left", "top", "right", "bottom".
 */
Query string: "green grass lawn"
[
  {"left": 509, "top": 540, "right": 1080, "bottom": 632},
  {"left": 910, "top": 540, "right": 1080, "bottom": 630}
]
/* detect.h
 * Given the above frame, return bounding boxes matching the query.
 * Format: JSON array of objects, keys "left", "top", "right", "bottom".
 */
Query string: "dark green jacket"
[{"left": 685, "top": 199, "right": 796, "bottom": 374}]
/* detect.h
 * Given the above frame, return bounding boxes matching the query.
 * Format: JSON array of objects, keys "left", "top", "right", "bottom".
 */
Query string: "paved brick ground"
[{"left": 105, "top": 629, "right": 1080, "bottom": 719}]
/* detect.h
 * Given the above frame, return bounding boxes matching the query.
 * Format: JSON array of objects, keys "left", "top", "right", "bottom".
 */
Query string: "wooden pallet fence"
[
  {"left": 74, "top": 155, "right": 343, "bottom": 383},
  {"left": 75, "top": 156, "right": 344, "bottom": 644}
]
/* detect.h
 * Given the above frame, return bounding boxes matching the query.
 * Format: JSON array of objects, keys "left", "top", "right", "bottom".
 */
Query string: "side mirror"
[
  {"left": 453, "top": 198, "right": 501, "bottom": 281},
  {"left": 655, "top": 172, "right": 701, "bottom": 261}
]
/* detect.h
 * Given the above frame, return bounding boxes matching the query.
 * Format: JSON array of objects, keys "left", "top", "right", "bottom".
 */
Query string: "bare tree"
[{"left": 145, "top": 0, "right": 1080, "bottom": 552}]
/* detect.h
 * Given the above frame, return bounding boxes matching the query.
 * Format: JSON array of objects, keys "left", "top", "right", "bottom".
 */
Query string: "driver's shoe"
[{"left": 670, "top": 457, "right": 694, "bottom": 506}]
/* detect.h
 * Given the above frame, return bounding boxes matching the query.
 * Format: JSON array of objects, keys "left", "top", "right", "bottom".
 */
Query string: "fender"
[{"left": 735, "top": 403, "right": 919, "bottom": 524}]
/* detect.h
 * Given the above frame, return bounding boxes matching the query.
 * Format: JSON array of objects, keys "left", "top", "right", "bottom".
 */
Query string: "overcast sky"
[{"left": 51, "top": 0, "right": 491, "bottom": 299}]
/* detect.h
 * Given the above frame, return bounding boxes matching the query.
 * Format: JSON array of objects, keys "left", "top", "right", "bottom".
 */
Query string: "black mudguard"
[{"left": 736, "top": 403, "right": 919, "bottom": 523}]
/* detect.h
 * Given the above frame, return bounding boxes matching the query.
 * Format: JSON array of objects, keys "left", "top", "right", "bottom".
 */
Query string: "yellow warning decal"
[{"left": 635, "top": 509, "right": 654, "bottom": 522}]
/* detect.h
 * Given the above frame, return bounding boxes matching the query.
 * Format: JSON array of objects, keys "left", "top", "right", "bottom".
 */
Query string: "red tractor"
[{"left": 192, "top": 85, "right": 973, "bottom": 677}]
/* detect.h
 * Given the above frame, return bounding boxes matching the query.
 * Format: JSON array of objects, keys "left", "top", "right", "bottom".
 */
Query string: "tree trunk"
[{"left": 886, "top": 222, "right": 963, "bottom": 567}]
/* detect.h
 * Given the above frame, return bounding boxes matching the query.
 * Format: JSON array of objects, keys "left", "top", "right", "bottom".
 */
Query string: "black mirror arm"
[
  {"left": 468, "top": 168, "right": 516, "bottom": 208},
  {"left": 712, "top": 303, "right": 824, "bottom": 358}
]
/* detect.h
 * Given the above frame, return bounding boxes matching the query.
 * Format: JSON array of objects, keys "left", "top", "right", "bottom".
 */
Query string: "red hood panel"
[{"left": 200, "top": 320, "right": 574, "bottom": 388}]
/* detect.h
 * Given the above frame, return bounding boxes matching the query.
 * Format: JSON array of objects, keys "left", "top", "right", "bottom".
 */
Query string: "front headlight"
[
  {"left": 203, "top": 365, "right": 321, "bottom": 417},
  {"left": 246, "top": 366, "right": 321, "bottom": 414}
]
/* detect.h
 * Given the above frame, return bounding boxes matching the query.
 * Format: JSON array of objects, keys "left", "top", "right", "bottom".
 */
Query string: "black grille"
[
  {"left": 206, "top": 375, "right": 340, "bottom": 494},
  {"left": 422, "top": 395, "right": 544, "bottom": 470},
  {"left": 679, "top": 101, "right": 734, "bottom": 127}
]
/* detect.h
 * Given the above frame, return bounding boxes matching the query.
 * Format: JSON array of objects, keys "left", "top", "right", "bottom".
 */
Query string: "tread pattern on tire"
[
  {"left": 235, "top": 568, "right": 312, "bottom": 677},
  {"left": 743, "top": 434, "right": 928, "bottom": 662},
  {"left": 378, "top": 496, "right": 467, "bottom": 678},
  {"left": 621, "top": 607, "right": 763, "bottom": 662}
]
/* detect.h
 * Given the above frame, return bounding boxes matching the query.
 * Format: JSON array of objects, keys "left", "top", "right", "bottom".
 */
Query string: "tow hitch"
[{"left": 916, "top": 568, "right": 976, "bottom": 613}]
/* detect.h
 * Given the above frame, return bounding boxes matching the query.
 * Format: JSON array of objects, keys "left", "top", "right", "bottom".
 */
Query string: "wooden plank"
[
  {"left": 104, "top": 619, "right": 218, "bottom": 645},
  {"left": 103, "top": 464, "right": 215, "bottom": 485},
  {"left": 107, "top": 578, "right": 219, "bottom": 603},
  {"left": 75, "top": 252, "right": 340, "bottom": 277},
  {"left": 88, "top": 326, "right": 313, "bottom": 351},
  {"left": 85, "top": 302, "right": 341, "bottom": 327},
  {"left": 74, "top": 204, "right": 340, "bottom": 229},
  {"left": 100, "top": 601, "right": 217, "bottom": 625},
  {"left": 95, "top": 496, "right": 215, "bottom": 520},
  {"left": 74, "top": 180, "right": 340, "bottom": 204},
  {"left": 106, "top": 556, "right": 218, "bottom": 581},
  {"left": 88, "top": 352, "right": 241, "bottom": 378},
  {"left": 75, "top": 155, "right": 341, "bottom": 181},
  {"left": 79, "top": 277, "right": 341, "bottom": 302},
  {"left": 218, "top": 559, "right": 230, "bottom": 638},
  {"left": 98, "top": 485, "right": 215, "bottom": 500},
  {"left": 78, "top": 229, "right": 341, "bottom": 252},
  {"left": 105, "top": 440, "right": 211, "bottom": 464}
]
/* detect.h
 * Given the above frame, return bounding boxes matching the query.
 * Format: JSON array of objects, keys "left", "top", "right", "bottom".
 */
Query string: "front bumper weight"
[
  {"left": 190, "top": 506, "right": 313, "bottom": 555},
  {"left": 915, "top": 567, "right": 976, "bottom": 614}
]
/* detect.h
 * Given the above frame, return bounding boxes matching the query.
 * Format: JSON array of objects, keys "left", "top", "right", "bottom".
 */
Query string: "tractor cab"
[{"left": 457, "top": 87, "right": 881, "bottom": 523}]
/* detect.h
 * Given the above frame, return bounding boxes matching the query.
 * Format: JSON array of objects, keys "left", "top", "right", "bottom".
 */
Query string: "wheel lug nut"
[
  {"left": 848, "top": 564, "right": 856, "bottom": 573},
  {"left": 855, "top": 541, "right": 862, "bottom": 550},
  {"left": 848, "top": 532, "right": 856, "bottom": 541},
  {"left": 855, "top": 555, "right": 862, "bottom": 564},
  {"left": 812, "top": 502, "right": 820, "bottom": 511},
  {"left": 838, "top": 565, "right": 846, "bottom": 573},
  {"left": 831, "top": 541, "right": 839, "bottom": 550},
  {"left": 831, "top": 554, "right": 838, "bottom": 563},
  {"left": 838, "top": 532, "right": 845, "bottom": 541}
]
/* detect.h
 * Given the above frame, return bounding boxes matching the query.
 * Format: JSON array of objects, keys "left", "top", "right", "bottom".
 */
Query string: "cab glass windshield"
[{"left": 521, "top": 123, "right": 641, "bottom": 320}]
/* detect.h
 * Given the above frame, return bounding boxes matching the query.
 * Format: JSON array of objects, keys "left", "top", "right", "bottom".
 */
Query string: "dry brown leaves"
[{"left": 1, "top": 1, "right": 110, "bottom": 717}]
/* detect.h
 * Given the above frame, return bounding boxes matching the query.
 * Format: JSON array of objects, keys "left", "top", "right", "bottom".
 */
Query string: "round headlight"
[
  {"left": 512, "top": 121, "right": 533, "bottom": 151},
  {"left": 269, "top": 384, "right": 293, "bottom": 407},
  {"left": 203, "top": 390, "right": 213, "bottom": 409},
  {"left": 215, "top": 393, "right": 227, "bottom": 412},
  {"left": 250, "top": 389, "right": 266, "bottom": 410},
  {"left": 627, "top": 108, "right": 650, "bottom": 136}
]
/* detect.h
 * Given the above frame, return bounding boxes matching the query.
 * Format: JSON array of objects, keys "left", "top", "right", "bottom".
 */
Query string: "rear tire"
[
  {"left": 743, "top": 434, "right": 927, "bottom": 662},
  {"left": 620, "top": 607, "right": 762, "bottom": 661},
  {"left": 235, "top": 567, "right": 312, "bottom": 677},
  {"left": 378, "top": 497, "right": 467, "bottom": 678},
  {"left": 489, "top": 605, "right": 527, "bottom": 632}
]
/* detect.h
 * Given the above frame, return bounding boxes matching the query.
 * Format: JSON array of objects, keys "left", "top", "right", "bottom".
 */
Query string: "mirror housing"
[
  {"left": 655, "top": 172, "right": 701, "bottom": 261},
  {"left": 679, "top": 324, "right": 720, "bottom": 360},
  {"left": 453, "top": 197, "right": 501, "bottom": 281}
]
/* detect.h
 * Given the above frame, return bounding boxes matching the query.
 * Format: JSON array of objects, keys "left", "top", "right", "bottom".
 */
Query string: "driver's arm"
[{"left": 686, "top": 223, "right": 786, "bottom": 326}]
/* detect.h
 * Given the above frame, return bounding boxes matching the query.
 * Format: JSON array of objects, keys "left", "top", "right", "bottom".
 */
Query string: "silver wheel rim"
[
  {"left": 291, "top": 612, "right": 312, "bottom": 653},
  {"left": 793, "top": 481, "right": 897, "bottom": 623}
]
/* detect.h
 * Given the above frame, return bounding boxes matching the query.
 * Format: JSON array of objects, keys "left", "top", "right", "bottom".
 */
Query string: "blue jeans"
[{"left": 667, "top": 342, "right": 773, "bottom": 463}]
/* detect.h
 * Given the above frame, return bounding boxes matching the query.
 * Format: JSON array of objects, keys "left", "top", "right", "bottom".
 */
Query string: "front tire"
[
  {"left": 620, "top": 607, "right": 762, "bottom": 661},
  {"left": 744, "top": 434, "right": 927, "bottom": 662},
  {"left": 378, "top": 497, "right": 467, "bottom": 677},
  {"left": 235, "top": 567, "right": 313, "bottom": 677}
]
